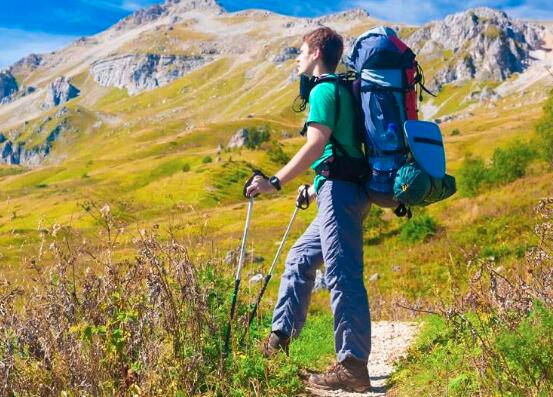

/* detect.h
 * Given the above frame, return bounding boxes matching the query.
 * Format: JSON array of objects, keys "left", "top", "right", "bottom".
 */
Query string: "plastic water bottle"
[
  {"left": 380, "top": 123, "right": 399, "bottom": 170},
  {"left": 369, "top": 123, "right": 399, "bottom": 193}
]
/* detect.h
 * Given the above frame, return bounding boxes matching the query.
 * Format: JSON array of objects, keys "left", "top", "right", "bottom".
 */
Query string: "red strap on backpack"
[{"left": 388, "top": 35, "right": 419, "bottom": 121}]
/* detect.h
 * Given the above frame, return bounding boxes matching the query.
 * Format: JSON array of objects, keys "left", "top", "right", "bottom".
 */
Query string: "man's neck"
[{"left": 312, "top": 64, "right": 331, "bottom": 77}]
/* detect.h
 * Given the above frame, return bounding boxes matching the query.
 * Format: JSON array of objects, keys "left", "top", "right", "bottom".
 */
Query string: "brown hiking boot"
[
  {"left": 261, "top": 331, "right": 290, "bottom": 357},
  {"left": 308, "top": 358, "right": 371, "bottom": 392}
]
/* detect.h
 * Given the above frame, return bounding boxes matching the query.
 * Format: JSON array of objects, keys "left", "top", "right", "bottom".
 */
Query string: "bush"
[
  {"left": 400, "top": 213, "right": 437, "bottom": 243},
  {"left": 450, "top": 128, "right": 461, "bottom": 136},
  {"left": 181, "top": 163, "right": 190, "bottom": 172},
  {"left": 244, "top": 127, "right": 271, "bottom": 149},
  {"left": 487, "top": 141, "right": 536, "bottom": 185},
  {"left": 457, "top": 141, "right": 537, "bottom": 197},
  {"left": 536, "top": 90, "right": 553, "bottom": 166},
  {"left": 267, "top": 142, "right": 290, "bottom": 165},
  {"left": 392, "top": 199, "right": 553, "bottom": 397},
  {"left": 0, "top": 202, "right": 306, "bottom": 396},
  {"left": 202, "top": 156, "right": 212, "bottom": 164},
  {"left": 457, "top": 156, "right": 488, "bottom": 197}
]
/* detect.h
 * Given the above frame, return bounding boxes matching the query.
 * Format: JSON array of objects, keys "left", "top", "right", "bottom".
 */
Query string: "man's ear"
[{"left": 311, "top": 47, "right": 321, "bottom": 61}]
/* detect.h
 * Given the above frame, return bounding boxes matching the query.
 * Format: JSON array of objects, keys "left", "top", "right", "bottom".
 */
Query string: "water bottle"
[{"left": 369, "top": 123, "right": 400, "bottom": 193}]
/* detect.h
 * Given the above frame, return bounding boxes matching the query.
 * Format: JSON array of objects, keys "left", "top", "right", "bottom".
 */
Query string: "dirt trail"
[{"left": 307, "top": 321, "right": 420, "bottom": 397}]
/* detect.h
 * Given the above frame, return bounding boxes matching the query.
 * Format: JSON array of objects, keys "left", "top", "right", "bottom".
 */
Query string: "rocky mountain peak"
[
  {"left": 164, "top": 0, "right": 224, "bottom": 12},
  {"left": 407, "top": 7, "right": 545, "bottom": 87},
  {"left": 116, "top": 0, "right": 224, "bottom": 29},
  {"left": 12, "top": 53, "right": 43, "bottom": 71},
  {"left": 314, "top": 8, "right": 370, "bottom": 24}
]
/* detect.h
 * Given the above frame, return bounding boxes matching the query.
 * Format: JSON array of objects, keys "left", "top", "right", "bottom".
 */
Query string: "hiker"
[{"left": 245, "top": 27, "right": 372, "bottom": 393}]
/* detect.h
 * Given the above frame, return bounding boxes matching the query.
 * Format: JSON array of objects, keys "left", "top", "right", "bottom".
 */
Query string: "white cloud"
[{"left": 0, "top": 28, "right": 76, "bottom": 70}]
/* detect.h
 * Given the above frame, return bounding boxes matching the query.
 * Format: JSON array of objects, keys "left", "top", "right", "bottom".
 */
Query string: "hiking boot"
[
  {"left": 308, "top": 357, "right": 371, "bottom": 392},
  {"left": 261, "top": 331, "right": 290, "bottom": 357}
]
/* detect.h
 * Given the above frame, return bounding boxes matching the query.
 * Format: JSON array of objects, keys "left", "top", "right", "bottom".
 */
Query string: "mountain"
[{"left": 407, "top": 8, "right": 545, "bottom": 87}]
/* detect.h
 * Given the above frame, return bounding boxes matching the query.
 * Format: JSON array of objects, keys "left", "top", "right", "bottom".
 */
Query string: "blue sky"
[{"left": 1, "top": 0, "right": 552, "bottom": 69}]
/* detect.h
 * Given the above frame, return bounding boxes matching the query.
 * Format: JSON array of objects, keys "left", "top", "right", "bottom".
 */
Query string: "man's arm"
[
  {"left": 245, "top": 122, "right": 331, "bottom": 197},
  {"left": 275, "top": 123, "right": 331, "bottom": 185}
]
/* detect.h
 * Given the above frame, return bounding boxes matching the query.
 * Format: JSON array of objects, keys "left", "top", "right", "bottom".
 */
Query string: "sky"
[{"left": 0, "top": 0, "right": 552, "bottom": 69}]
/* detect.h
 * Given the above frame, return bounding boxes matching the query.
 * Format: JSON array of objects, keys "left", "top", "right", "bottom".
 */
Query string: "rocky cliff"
[
  {"left": 42, "top": 77, "right": 80, "bottom": 109},
  {"left": 90, "top": 54, "right": 212, "bottom": 94},
  {"left": 0, "top": 71, "right": 18, "bottom": 104},
  {"left": 407, "top": 8, "right": 545, "bottom": 88},
  {"left": 0, "top": 109, "right": 72, "bottom": 166}
]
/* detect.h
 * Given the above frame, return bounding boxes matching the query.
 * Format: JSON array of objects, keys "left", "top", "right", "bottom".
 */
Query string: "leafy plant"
[
  {"left": 450, "top": 128, "right": 461, "bottom": 136},
  {"left": 400, "top": 213, "right": 437, "bottom": 243},
  {"left": 458, "top": 141, "right": 537, "bottom": 197},
  {"left": 457, "top": 155, "right": 487, "bottom": 197},
  {"left": 536, "top": 89, "right": 553, "bottom": 167},
  {"left": 244, "top": 126, "right": 270, "bottom": 149},
  {"left": 267, "top": 142, "right": 290, "bottom": 165},
  {"left": 392, "top": 199, "right": 553, "bottom": 397},
  {"left": 0, "top": 202, "right": 313, "bottom": 396},
  {"left": 487, "top": 141, "right": 537, "bottom": 185}
]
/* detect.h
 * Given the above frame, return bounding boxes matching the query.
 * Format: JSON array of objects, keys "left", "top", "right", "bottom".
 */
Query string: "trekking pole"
[
  {"left": 223, "top": 170, "right": 267, "bottom": 358},
  {"left": 241, "top": 184, "right": 311, "bottom": 343}
]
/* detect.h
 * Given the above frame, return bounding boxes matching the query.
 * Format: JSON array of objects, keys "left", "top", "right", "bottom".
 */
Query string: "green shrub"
[
  {"left": 495, "top": 302, "right": 553, "bottom": 393},
  {"left": 487, "top": 141, "right": 537, "bottom": 185},
  {"left": 536, "top": 90, "right": 553, "bottom": 166},
  {"left": 267, "top": 142, "right": 290, "bottom": 165},
  {"left": 181, "top": 163, "right": 190, "bottom": 172},
  {"left": 202, "top": 156, "right": 212, "bottom": 164},
  {"left": 244, "top": 127, "right": 270, "bottom": 149},
  {"left": 400, "top": 213, "right": 437, "bottom": 243},
  {"left": 0, "top": 205, "right": 313, "bottom": 397},
  {"left": 458, "top": 141, "right": 537, "bottom": 197},
  {"left": 393, "top": 201, "right": 553, "bottom": 397},
  {"left": 450, "top": 128, "right": 461, "bottom": 136},
  {"left": 458, "top": 155, "right": 487, "bottom": 197}
]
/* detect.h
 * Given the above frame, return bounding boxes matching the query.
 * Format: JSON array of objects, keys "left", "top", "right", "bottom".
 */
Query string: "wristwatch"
[{"left": 269, "top": 175, "right": 281, "bottom": 191}]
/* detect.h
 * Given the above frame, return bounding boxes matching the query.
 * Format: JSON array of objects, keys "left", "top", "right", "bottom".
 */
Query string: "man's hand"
[
  {"left": 296, "top": 184, "right": 316, "bottom": 208},
  {"left": 245, "top": 175, "right": 276, "bottom": 198}
]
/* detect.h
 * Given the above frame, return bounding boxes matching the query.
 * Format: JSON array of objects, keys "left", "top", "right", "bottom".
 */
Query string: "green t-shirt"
[{"left": 306, "top": 78, "right": 363, "bottom": 192}]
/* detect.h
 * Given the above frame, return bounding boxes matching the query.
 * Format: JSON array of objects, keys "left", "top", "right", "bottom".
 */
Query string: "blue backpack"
[{"left": 345, "top": 26, "right": 455, "bottom": 217}]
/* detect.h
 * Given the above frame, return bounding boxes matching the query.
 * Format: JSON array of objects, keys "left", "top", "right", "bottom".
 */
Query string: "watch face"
[{"left": 270, "top": 176, "right": 281, "bottom": 190}]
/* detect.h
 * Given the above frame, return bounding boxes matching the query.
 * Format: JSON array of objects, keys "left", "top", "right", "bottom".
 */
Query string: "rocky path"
[{"left": 307, "top": 321, "right": 420, "bottom": 397}]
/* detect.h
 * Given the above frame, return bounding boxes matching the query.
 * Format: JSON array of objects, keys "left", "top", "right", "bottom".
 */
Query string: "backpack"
[{"left": 345, "top": 26, "right": 456, "bottom": 217}]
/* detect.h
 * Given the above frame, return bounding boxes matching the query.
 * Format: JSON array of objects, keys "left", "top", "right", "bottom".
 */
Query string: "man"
[{"left": 245, "top": 26, "right": 372, "bottom": 393}]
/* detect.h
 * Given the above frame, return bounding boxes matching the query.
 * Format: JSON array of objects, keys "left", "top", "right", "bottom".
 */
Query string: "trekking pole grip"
[
  {"left": 243, "top": 169, "right": 268, "bottom": 198},
  {"left": 296, "top": 184, "right": 311, "bottom": 209}
]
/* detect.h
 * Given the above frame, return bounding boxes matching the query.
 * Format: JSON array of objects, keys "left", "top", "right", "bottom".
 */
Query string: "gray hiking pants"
[{"left": 271, "top": 179, "right": 372, "bottom": 363}]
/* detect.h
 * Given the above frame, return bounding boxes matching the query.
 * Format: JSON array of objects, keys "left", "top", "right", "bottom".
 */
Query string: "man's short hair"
[{"left": 303, "top": 27, "right": 344, "bottom": 72}]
